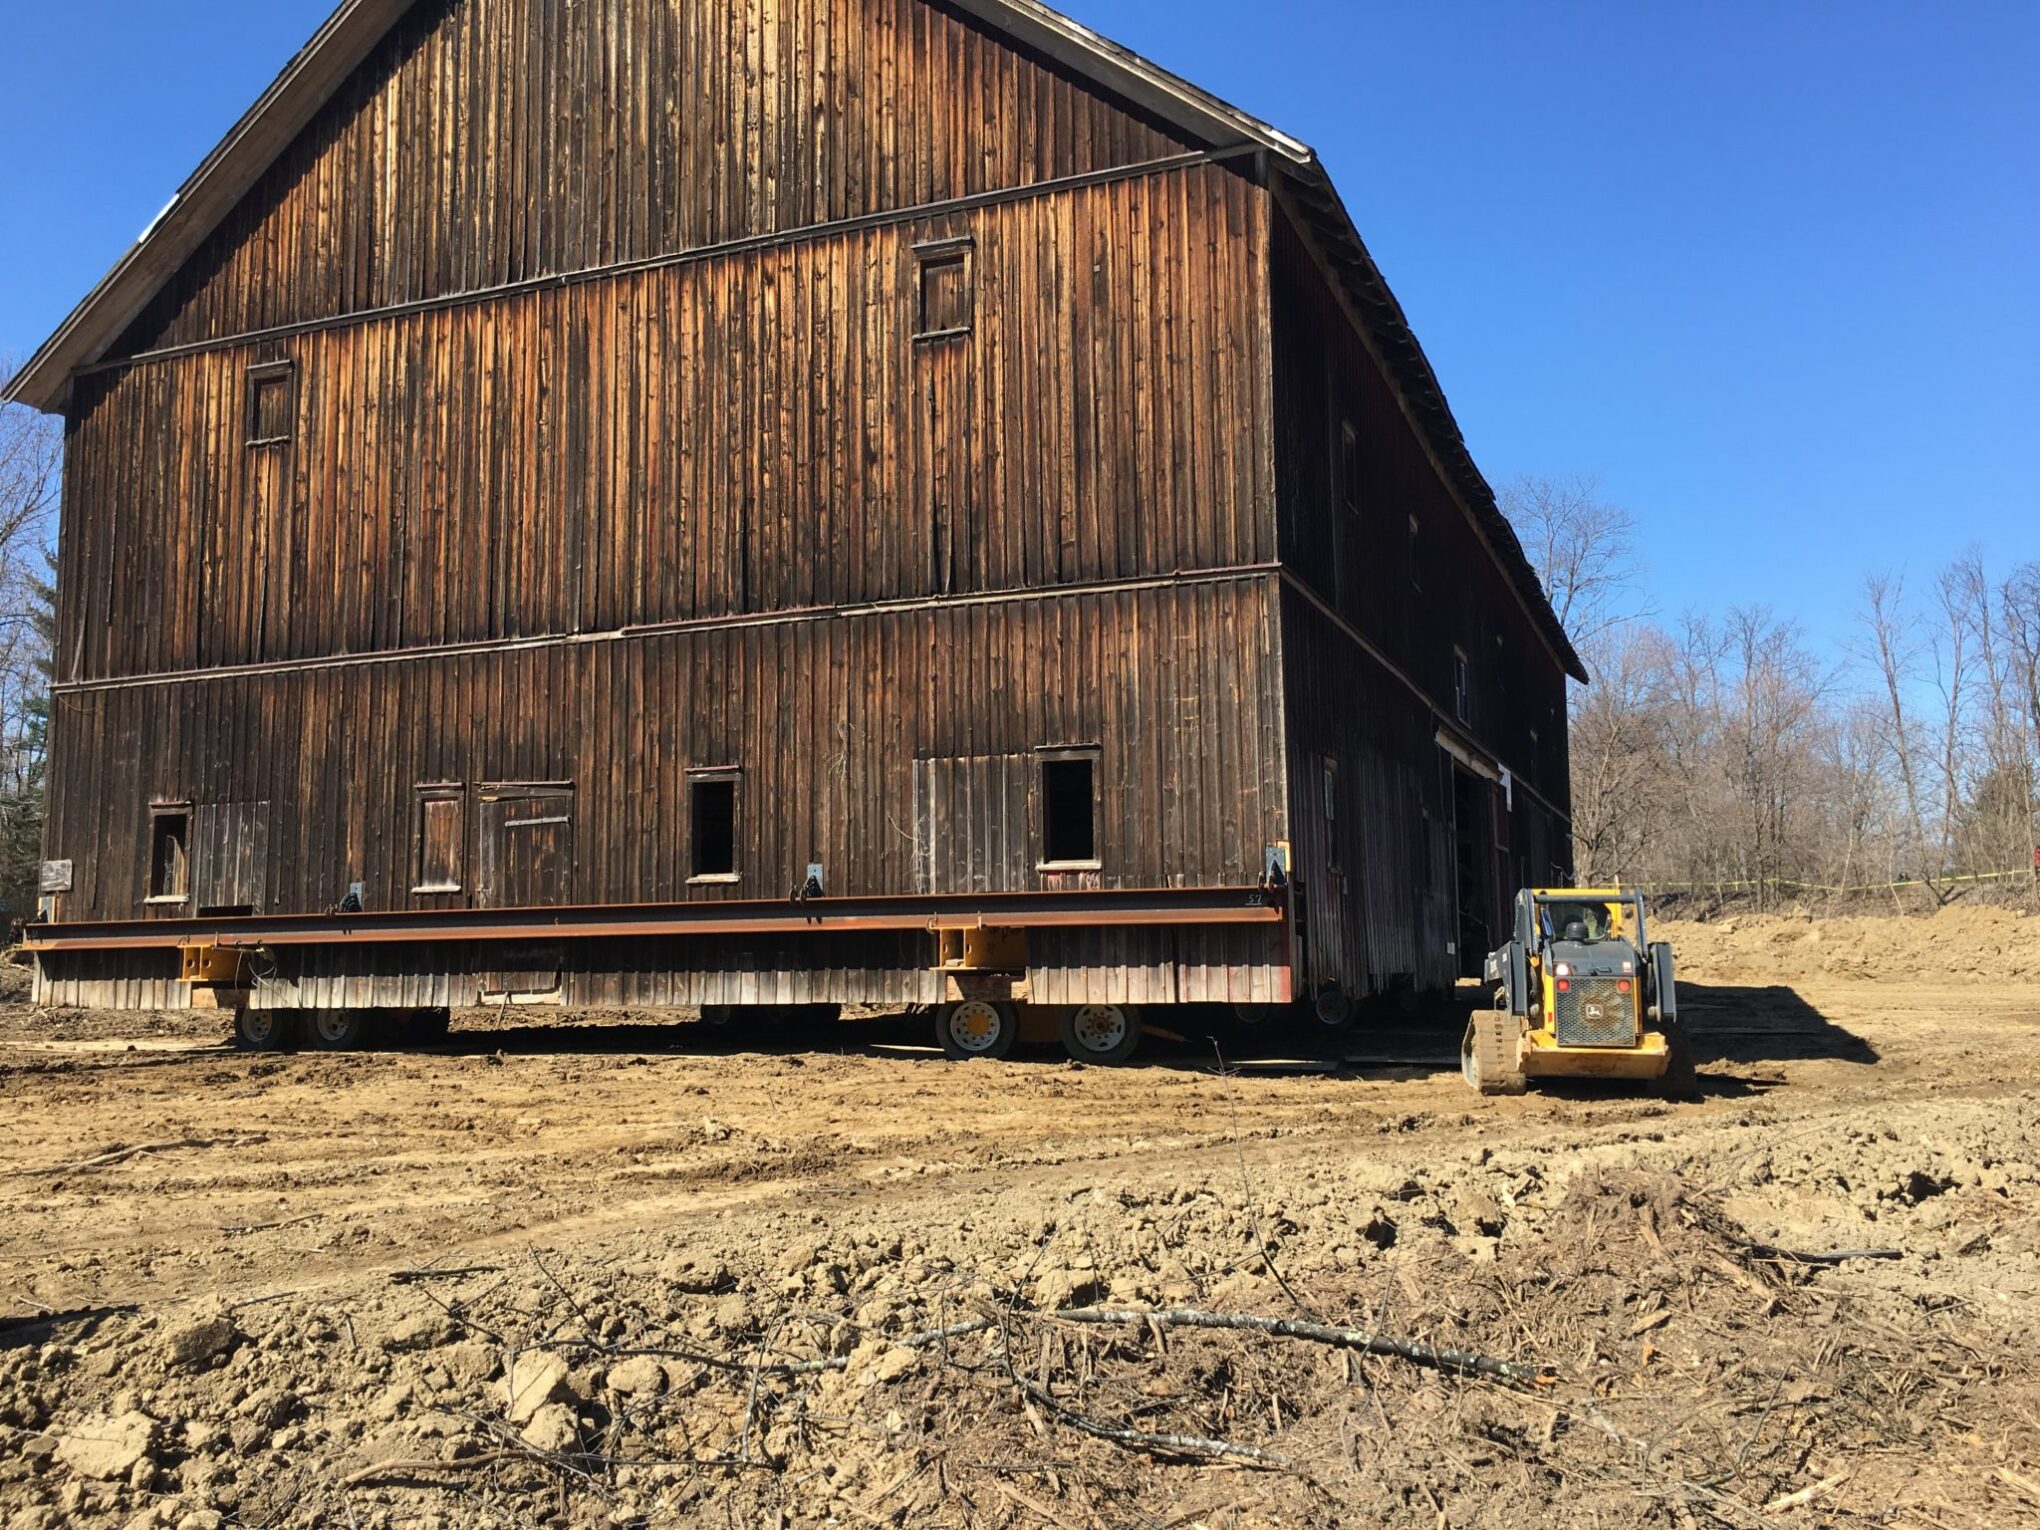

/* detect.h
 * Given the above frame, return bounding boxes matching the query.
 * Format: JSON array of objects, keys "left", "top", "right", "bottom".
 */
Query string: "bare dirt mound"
[
  {"left": 1659, "top": 904, "right": 2040, "bottom": 984},
  {"left": 2, "top": 912, "right": 2038, "bottom": 1526}
]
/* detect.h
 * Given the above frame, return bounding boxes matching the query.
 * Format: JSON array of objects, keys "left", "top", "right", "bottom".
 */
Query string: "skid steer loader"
[{"left": 1462, "top": 888, "right": 1693, "bottom": 1096}]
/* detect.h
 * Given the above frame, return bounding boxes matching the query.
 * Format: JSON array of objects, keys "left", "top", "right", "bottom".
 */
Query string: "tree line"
[
  {"left": 0, "top": 363, "right": 56, "bottom": 922},
  {"left": 1508, "top": 475, "right": 2040, "bottom": 906}
]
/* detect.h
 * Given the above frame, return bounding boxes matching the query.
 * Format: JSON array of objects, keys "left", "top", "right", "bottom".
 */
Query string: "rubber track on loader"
[{"left": 1467, "top": 1008, "right": 1528, "bottom": 1096}]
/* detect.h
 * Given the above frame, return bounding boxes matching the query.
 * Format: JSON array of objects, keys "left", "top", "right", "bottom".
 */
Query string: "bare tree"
[
  {"left": 1501, "top": 473, "right": 1645, "bottom": 649},
  {"left": 0, "top": 357, "right": 61, "bottom": 916},
  {"left": 1859, "top": 574, "right": 1940, "bottom": 898}
]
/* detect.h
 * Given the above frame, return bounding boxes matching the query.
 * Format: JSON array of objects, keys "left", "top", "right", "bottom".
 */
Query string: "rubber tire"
[
  {"left": 1231, "top": 1002, "right": 1283, "bottom": 1031},
  {"left": 699, "top": 1005, "right": 739, "bottom": 1027},
  {"left": 308, "top": 1009, "right": 369, "bottom": 1052},
  {"left": 1658, "top": 1016, "right": 1700, "bottom": 1099},
  {"left": 235, "top": 1008, "right": 291, "bottom": 1053},
  {"left": 939, "top": 1000, "right": 1019, "bottom": 1062},
  {"left": 1312, "top": 986, "right": 1356, "bottom": 1032},
  {"left": 1060, "top": 1004, "right": 1143, "bottom": 1065},
  {"left": 1461, "top": 1009, "right": 1528, "bottom": 1096}
]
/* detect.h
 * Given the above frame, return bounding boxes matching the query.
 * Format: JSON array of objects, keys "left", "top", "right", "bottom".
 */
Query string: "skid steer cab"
[{"left": 1462, "top": 889, "right": 1693, "bottom": 1097}]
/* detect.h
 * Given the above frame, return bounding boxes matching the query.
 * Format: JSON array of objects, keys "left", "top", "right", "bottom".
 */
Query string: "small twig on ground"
[
  {"left": 391, "top": 1265, "right": 504, "bottom": 1284},
  {"left": 1050, "top": 1307, "right": 1551, "bottom": 1386},
  {"left": 342, "top": 1451, "right": 528, "bottom": 1487},
  {"left": 985, "top": 1299, "right": 1293, "bottom": 1471},
  {"left": 1213, "top": 1041, "right": 1324, "bottom": 1325},
  {"left": 1737, "top": 1243, "right": 1902, "bottom": 1267},
  {"left": 1763, "top": 1473, "right": 1848, "bottom": 1513}
]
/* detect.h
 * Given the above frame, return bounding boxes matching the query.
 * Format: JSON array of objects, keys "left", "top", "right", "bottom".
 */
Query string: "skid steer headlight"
[{"left": 1554, "top": 963, "right": 1572, "bottom": 979}]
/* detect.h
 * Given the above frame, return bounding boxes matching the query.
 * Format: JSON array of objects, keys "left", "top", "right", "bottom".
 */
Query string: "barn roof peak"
[{"left": 2, "top": 0, "right": 1586, "bottom": 680}]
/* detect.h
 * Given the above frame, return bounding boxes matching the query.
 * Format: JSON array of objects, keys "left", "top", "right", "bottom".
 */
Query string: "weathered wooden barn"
[{"left": 7, "top": 0, "right": 1583, "bottom": 1057}]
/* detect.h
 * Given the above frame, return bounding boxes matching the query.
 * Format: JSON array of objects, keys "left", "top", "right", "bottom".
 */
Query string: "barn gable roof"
[{"left": 2, "top": 0, "right": 1586, "bottom": 681}]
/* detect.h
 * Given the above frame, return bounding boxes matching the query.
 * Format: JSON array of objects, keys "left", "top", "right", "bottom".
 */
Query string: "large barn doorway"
[{"left": 1450, "top": 765, "right": 1493, "bottom": 978}]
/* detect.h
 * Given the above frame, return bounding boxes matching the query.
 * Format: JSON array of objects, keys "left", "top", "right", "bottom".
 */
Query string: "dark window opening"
[
  {"left": 414, "top": 786, "right": 465, "bottom": 894},
  {"left": 149, "top": 808, "right": 190, "bottom": 904},
  {"left": 1454, "top": 648, "right": 1471, "bottom": 724},
  {"left": 691, "top": 774, "right": 738, "bottom": 880},
  {"left": 1340, "top": 421, "right": 1361, "bottom": 514},
  {"left": 1041, "top": 753, "right": 1099, "bottom": 867},
  {"left": 915, "top": 240, "right": 974, "bottom": 338},
  {"left": 246, "top": 361, "right": 296, "bottom": 447}
]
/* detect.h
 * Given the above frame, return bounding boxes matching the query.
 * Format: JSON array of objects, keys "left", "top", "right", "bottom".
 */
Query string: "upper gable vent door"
[{"left": 477, "top": 785, "right": 575, "bottom": 910}]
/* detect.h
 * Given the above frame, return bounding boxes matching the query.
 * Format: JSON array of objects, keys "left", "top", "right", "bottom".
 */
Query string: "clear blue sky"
[{"left": 2, "top": 1, "right": 2034, "bottom": 655}]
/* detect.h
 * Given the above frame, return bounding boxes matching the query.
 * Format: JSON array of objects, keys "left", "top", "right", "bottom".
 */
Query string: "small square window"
[
  {"left": 914, "top": 239, "right": 974, "bottom": 340},
  {"left": 413, "top": 786, "right": 466, "bottom": 894},
  {"left": 1340, "top": 421, "right": 1361, "bottom": 514},
  {"left": 690, "top": 771, "right": 740, "bottom": 882},
  {"left": 247, "top": 361, "right": 295, "bottom": 447},
  {"left": 1039, "top": 748, "right": 1101, "bottom": 870},
  {"left": 148, "top": 805, "right": 191, "bottom": 905},
  {"left": 1453, "top": 648, "right": 1471, "bottom": 724}
]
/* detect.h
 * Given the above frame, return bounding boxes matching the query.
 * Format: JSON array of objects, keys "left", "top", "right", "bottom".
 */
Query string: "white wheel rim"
[
  {"left": 947, "top": 1002, "right": 1005, "bottom": 1054},
  {"left": 316, "top": 1013, "right": 352, "bottom": 1043},
  {"left": 245, "top": 1013, "right": 276, "bottom": 1044},
  {"left": 1070, "top": 1005, "right": 1129, "bottom": 1054}
]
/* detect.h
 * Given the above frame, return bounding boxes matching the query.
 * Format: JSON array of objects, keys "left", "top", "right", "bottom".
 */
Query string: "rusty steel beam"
[{"left": 26, "top": 885, "right": 1287, "bottom": 954}]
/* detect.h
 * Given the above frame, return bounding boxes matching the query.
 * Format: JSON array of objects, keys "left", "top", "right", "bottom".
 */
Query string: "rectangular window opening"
[
  {"left": 246, "top": 361, "right": 296, "bottom": 447},
  {"left": 1340, "top": 421, "right": 1361, "bottom": 514},
  {"left": 1040, "top": 750, "right": 1100, "bottom": 869},
  {"left": 414, "top": 786, "right": 466, "bottom": 894},
  {"left": 914, "top": 239, "right": 974, "bottom": 339},
  {"left": 690, "top": 773, "right": 739, "bottom": 881},
  {"left": 148, "top": 807, "right": 190, "bottom": 905},
  {"left": 1454, "top": 648, "right": 1471, "bottom": 724}
]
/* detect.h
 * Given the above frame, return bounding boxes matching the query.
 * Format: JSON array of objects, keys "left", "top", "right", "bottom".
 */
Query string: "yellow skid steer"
[{"left": 1463, "top": 888, "right": 1693, "bottom": 1096}]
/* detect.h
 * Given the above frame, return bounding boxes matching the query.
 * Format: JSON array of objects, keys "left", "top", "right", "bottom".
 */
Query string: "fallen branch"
[
  {"left": 1739, "top": 1243, "right": 1901, "bottom": 1267},
  {"left": 1051, "top": 1307, "right": 1552, "bottom": 1386},
  {"left": 12, "top": 1134, "right": 265, "bottom": 1178},
  {"left": 1009, "top": 1367, "right": 1293, "bottom": 1469}
]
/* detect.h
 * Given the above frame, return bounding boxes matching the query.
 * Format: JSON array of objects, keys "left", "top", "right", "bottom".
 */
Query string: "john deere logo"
[{"left": 1582, "top": 1002, "right": 1605, "bottom": 1022}]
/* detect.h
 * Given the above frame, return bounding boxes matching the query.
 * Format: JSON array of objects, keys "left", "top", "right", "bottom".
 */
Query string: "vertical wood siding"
[
  {"left": 111, "top": 0, "right": 1200, "bottom": 357},
  {"left": 1269, "top": 211, "right": 1571, "bottom": 810},
  {"left": 61, "top": 165, "right": 1272, "bottom": 683},
  {"left": 1269, "top": 210, "right": 1574, "bottom": 994},
  {"left": 44, "top": 578, "right": 1287, "bottom": 922}
]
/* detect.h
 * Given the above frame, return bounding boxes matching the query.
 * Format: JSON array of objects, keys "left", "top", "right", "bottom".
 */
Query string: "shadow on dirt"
[{"left": 1677, "top": 981, "right": 1881, "bottom": 1067}]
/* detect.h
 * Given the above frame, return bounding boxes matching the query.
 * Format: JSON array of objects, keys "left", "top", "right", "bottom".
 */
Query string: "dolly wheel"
[
  {"left": 309, "top": 1009, "right": 369, "bottom": 1052},
  {"left": 940, "top": 1000, "right": 1018, "bottom": 1061},
  {"left": 235, "top": 1008, "right": 290, "bottom": 1054},
  {"left": 1461, "top": 1009, "right": 1527, "bottom": 1096},
  {"left": 1061, "top": 1004, "right": 1143, "bottom": 1065}
]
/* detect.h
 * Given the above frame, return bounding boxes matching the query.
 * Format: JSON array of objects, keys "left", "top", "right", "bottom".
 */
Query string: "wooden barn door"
[
  {"left": 194, "top": 802, "right": 271, "bottom": 915},
  {"left": 477, "top": 785, "right": 575, "bottom": 909},
  {"left": 476, "top": 785, "right": 573, "bottom": 1004},
  {"left": 1302, "top": 755, "right": 1349, "bottom": 999}
]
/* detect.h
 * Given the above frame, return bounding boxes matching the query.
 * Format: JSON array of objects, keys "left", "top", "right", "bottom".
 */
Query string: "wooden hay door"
[{"left": 476, "top": 784, "right": 574, "bottom": 1002}]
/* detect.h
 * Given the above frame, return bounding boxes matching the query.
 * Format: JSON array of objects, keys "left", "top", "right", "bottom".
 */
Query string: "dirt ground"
[{"left": 2, "top": 909, "right": 2037, "bottom": 1529}]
